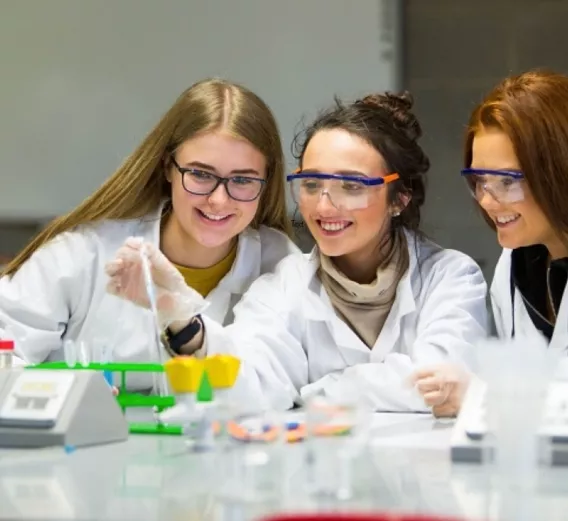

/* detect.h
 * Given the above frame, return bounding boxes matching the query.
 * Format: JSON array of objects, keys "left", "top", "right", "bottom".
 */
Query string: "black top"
[{"left": 511, "top": 245, "right": 568, "bottom": 340}]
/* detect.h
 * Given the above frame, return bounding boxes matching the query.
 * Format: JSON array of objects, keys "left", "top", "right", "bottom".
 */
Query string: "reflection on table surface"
[{"left": 0, "top": 413, "right": 567, "bottom": 521}]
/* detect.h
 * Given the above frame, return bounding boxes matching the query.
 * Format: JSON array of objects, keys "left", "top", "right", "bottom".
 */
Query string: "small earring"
[{"left": 392, "top": 210, "right": 401, "bottom": 217}]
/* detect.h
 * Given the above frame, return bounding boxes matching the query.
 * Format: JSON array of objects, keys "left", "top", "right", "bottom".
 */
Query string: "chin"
[
  {"left": 496, "top": 232, "right": 529, "bottom": 251},
  {"left": 316, "top": 240, "right": 349, "bottom": 258},
  {"left": 193, "top": 231, "right": 238, "bottom": 249}
]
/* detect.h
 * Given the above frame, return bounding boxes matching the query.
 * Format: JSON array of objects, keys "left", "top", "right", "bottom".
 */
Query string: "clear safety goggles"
[
  {"left": 461, "top": 168, "right": 525, "bottom": 204},
  {"left": 286, "top": 170, "right": 399, "bottom": 211}
]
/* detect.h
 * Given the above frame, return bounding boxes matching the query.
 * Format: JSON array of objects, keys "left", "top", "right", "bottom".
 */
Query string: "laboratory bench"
[{"left": 0, "top": 412, "right": 566, "bottom": 521}]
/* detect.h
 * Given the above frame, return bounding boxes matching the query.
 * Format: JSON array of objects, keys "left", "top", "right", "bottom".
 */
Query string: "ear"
[
  {"left": 164, "top": 157, "right": 173, "bottom": 183},
  {"left": 391, "top": 193, "right": 411, "bottom": 216}
]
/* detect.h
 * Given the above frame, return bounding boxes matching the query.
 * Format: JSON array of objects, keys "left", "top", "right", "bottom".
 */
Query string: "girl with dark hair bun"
[{"left": 108, "top": 91, "right": 488, "bottom": 412}]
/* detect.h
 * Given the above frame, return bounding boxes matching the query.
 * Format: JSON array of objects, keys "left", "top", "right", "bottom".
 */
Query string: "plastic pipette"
[{"left": 139, "top": 245, "right": 168, "bottom": 397}]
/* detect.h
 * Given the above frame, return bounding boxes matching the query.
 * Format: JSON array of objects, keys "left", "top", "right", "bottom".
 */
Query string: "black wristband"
[{"left": 165, "top": 316, "right": 203, "bottom": 355}]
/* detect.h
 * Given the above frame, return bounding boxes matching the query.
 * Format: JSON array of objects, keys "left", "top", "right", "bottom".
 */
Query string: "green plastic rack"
[{"left": 27, "top": 361, "right": 182, "bottom": 435}]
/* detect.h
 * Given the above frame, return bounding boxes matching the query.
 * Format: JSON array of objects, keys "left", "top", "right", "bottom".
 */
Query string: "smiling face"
[
  {"left": 471, "top": 126, "right": 558, "bottom": 252},
  {"left": 299, "top": 128, "right": 394, "bottom": 271},
  {"left": 164, "top": 131, "right": 266, "bottom": 266}
]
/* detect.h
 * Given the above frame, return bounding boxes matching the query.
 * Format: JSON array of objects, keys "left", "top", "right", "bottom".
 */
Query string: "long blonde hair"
[{"left": 3, "top": 78, "right": 292, "bottom": 277}]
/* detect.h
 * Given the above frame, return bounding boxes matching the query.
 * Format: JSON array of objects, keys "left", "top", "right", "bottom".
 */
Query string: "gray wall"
[
  {"left": 0, "top": 0, "right": 400, "bottom": 221},
  {"left": 0, "top": 0, "right": 403, "bottom": 259},
  {"left": 405, "top": 0, "right": 568, "bottom": 281}
]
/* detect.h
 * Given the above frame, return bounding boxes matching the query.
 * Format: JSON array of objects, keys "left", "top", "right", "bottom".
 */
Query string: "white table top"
[{"left": 0, "top": 412, "right": 566, "bottom": 521}]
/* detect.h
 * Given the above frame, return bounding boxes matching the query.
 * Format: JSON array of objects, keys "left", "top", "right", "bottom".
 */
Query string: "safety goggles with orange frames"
[{"left": 286, "top": 170, "right": 399, "bottom": 211}]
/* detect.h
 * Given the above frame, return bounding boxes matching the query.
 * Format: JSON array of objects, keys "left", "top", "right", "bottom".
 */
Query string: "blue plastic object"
[{"left": 102, "top": 370, "right": 113, "bottom": 387}]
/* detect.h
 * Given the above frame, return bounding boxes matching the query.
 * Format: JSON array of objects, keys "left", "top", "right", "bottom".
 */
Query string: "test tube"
[
  {"left": 77, "top": 340, "right": 90, "bottom": 368},
  {"left": 0, "top": 340, "right": 14, "bottom": 369},
  {"left": 476, "top": 337, "right": 558, "bottom": 505},
  {"left": 203, "top": 354, "right": 241, "bottom": 442},
  {"left": 63, "top": 340, "right": 77, "bottom": 368},
  {"left": 219, "top": 411, "right": 285, "bottom": 503},
  {"left": 304, "top": 396, "right": 363, "bottom": 501},
  {"left": 92, "top": 337, "right": 114, "bottom": 387}
]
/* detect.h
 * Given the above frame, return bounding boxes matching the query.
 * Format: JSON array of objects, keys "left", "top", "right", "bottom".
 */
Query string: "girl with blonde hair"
[{"left": 0, "top": 78, "right": 299, "bottom": 387}]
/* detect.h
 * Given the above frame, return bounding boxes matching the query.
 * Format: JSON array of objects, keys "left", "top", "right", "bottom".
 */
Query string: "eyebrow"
[
  {"left": 301, "top": 168, "right": 370, "bottom": 177},
  {"left": 470, "top": 165, "right": 521, "bottom": 171},
  {"left": 185, "top": 161, "right": 262, "bottom": 176}
]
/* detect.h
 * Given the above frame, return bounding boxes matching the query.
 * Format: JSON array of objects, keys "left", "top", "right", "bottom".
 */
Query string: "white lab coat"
[
  {"left": 491, "top": 248, "right": 568, "bottom": 352},
  {"left": 0, "top": 204, "right": 300, "bottom": 383},
  {"left": 204, "top": 234, "right": 489, "bottom": 412}
]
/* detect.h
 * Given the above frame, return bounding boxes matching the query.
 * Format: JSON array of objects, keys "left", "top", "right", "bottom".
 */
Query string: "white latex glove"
[
  {"left": 409, "top": 363, "right": 472, "bottom": 418},
  {"left": 105, "top": 237, "right": 208, "bottom": 328}
]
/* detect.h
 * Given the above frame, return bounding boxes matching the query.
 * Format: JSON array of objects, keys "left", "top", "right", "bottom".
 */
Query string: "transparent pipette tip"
[{"left": 63, "top": 340, "right": 77, "bottom": 368}]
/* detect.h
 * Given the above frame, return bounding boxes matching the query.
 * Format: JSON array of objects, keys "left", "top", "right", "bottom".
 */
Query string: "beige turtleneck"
[{"left": 318, "top": 242, "right": 408, "bottom": 348}]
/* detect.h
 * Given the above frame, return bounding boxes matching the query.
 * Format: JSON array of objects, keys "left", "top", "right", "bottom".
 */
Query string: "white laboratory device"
[
  {"left": 451, "top": 377, "right": 568, "bottom": 466},
  {"left": 0, "top": 369, "right": 128, "bottom": 448}
]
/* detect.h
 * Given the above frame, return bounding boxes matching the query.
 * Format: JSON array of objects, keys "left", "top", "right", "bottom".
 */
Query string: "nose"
[
  {"left": 477, "top": 189, "right": 501, "bottom": 212},
  {"left": 315, "top": 190, "right": 339, "bottom": 215},
  {"left": 207, "top": 182, "right": 230, "bottom": 206}
]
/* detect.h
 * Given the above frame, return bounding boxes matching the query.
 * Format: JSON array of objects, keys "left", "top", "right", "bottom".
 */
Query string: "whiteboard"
[{"left": 0, "top": 0, "right": 402, "bottom": 219}]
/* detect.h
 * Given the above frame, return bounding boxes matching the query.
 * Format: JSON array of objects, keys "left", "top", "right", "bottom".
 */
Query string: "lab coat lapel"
[
  {"left": 205, "top": 228, "right": 262, "bottom": 324},
  {"left": 549, "top": 283, "right": 568, "bottom": 353},
  {"left": 371, "top": 231, "right": 419, "bottom": 358},
  {"left": 302, "top": 250, "right": 390, "bottom": 356},
  {"left": 369, "top": 234, "right": 419, "bottom": 360},
  {"left": 304, "top": 233, "right": 420, "bottom": 359},
  {"left": 301, "top": 251, "right": 364, "bottom": 352},
  {"left": 370, "top": 268, "right": 416, "bottom": 359}
]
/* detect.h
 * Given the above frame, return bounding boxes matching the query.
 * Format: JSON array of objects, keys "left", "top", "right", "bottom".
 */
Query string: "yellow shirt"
[{"left": 174, "top": 243, "right": 238, "bottom": 297}]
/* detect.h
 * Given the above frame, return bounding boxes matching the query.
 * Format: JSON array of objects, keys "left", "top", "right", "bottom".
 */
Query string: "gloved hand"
[
  {"left": 409, "top": 363, "right": 472, "bottom": 418},
  {"left": 105, "top": 237, "right": 208, "bottom": 328}
]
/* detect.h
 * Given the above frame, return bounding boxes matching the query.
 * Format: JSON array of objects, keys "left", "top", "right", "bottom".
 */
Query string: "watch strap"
[{"left": 164, "top": 316, "right": 203, "bottom": 355}]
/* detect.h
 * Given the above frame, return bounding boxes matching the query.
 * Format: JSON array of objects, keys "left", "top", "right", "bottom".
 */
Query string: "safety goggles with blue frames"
[
  {"left": 461, "top": 168, "right": 525, "bottom": 203},
  {"left": 286, "top": 170, "right": 399, "bottom": 211}
]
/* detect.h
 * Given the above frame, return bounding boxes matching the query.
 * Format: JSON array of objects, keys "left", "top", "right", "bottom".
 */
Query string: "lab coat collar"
[
  {"left": 303, "top": 230, "right": 419, "bottom": 322},
  {"left": 219, "top": 227, "right": 262, "bottom": 294}
]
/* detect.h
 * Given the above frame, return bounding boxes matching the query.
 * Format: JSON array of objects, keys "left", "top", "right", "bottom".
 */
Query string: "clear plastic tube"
[
  {"left": 0, "top": 340, "right": 13, "bottom": 369},
  {"left": 63, "top": 339, "right": 77, "bottom": 368},
  {"left": 139, "top": 246, "right": 168, "bottom": 397},
  {"left": 475, "top": 336, "right": 559, "bottom": 521},
  {"left": 304, "top": 396, "right": 363, "bottom": 501}
]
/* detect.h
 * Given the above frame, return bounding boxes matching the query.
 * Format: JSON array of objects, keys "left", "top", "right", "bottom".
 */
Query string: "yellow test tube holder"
[
  {"left": 163, "top": 357, "right": 205, "bottom": 394},
  {"left": 203, "top": 354, "right": 240, "bottom": 389}
]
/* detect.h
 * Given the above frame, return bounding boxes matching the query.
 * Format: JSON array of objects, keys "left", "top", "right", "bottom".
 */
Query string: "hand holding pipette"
[{"left": 104, "top": 237, "right": 208, "bottom": 329}]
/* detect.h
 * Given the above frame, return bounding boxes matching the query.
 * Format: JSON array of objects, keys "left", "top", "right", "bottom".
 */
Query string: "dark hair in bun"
[{"left": 293, "top": 90, "right": 430, "bottom": 238}]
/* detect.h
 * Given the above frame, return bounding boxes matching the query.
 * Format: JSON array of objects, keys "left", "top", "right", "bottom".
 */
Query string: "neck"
[
  {"left": 332, "top": 233, "right": 394, "bottom": 284},
  {"left": 544, "top": 235, "right": 568, "bottom": 261},
  {"left": 160, "top": 214, "right": 235, "bottom": 269}
]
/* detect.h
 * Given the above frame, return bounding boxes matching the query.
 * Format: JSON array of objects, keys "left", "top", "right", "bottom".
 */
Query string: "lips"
[
  {"left": 494, "top": 213, "right": 520, "bottom": 226},
  {"left": 317, "top": 220, "right": 353, "bottom": 233},
  {"left": 197, "top": 209, "right": 233, "bottom": 222}
]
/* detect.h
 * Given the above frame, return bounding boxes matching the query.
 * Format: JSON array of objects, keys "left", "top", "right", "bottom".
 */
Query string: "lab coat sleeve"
[
  {"left": 203, "top": 268, "right": 308, "bottom": 412},
  {"left": 299, "top": 252, "right": 489, "bottom": 412},
  {"left": 0, "top": 230, "right": 94, "bottom": 364}
]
